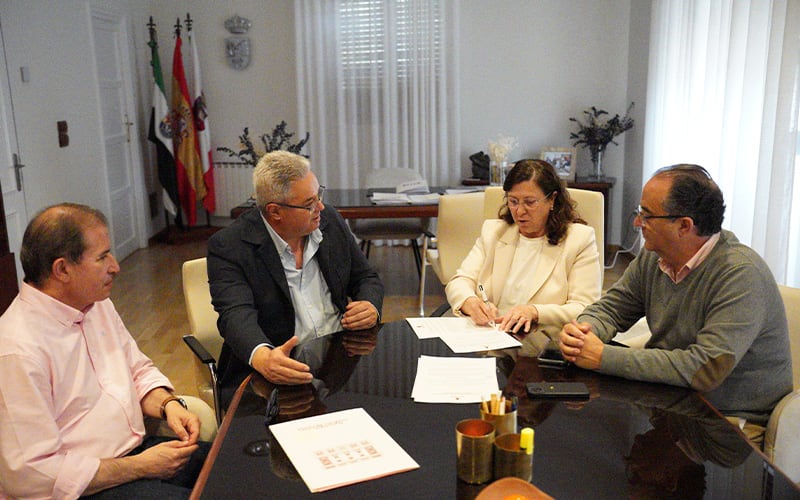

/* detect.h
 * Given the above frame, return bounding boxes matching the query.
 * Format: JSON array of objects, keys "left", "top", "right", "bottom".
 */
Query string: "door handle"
[
  {"left": 124, "top": 114, "right": 134, "bottom": 143},
  {"left": 12, "top": 153, "right": 24, "bottom": 191}
]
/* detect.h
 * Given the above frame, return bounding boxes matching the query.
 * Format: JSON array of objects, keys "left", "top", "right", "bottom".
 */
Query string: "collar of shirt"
[
  {"left": 261, "top": 211, "right": 323, "bottom": 262},
  {"left": 260, "top": 212, "right": 338, "bottom": 344},
  {"left": 658, "top": 232, "right": 720, "bottom": 284},
  {"left": 19, "top": 281, "right": 90, "bottom": 326}
]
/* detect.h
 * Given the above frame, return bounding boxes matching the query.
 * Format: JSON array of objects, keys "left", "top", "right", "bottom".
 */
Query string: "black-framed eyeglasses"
[
  {"left": 634, "top": 206, "right": 690, "bottom": 223},
  {"left": 268, "top": 186, "right": 326, "bottom": 213}
]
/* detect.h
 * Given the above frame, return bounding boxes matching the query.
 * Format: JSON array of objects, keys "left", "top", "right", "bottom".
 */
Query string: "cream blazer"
[{"left": 445, "top": 220, "right": 602, "bottom": 353}]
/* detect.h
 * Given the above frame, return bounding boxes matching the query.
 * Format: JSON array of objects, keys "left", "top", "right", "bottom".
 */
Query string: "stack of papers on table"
[
  {"left": 405, "top": 317, "right": 521, "bottom": 352},
  {"left": 444, "top": 187, "right": 484, "bottom": 194},
  {"left": 370, "top": 192, "right": 440, "bottom": 205},
  {"left": 411, "top": 355, "right": 499, "bottom": 403},
  {"left": 269, "top": 408, "right": 419, "bottom": 493}
]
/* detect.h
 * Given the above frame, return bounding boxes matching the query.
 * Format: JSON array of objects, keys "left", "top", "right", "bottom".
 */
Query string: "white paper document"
[
  {"left": 269, "top": 408, "right": 419, "bottom": 493},
  {"left": 444, "top": 187, "right": 484, "bottom": 194},
  {"left": 395, "top": 179, "right": 429, "bottom": 194},
  {"left": 370, "top": 192, "right": 440, "bottom": 205},
  {"left": 405, "top": 317, "right": 522, "bottom": 352},
  {"left": 411, "top": 355, "right": 499, "bottom": 403}
]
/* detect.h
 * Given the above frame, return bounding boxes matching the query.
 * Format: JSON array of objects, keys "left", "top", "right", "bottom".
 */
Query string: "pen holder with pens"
[
  {"left": 456, "top": 397, "right": 534, "bottom": 484},
  {"left": 480, "top": 396, "right": 517, "bottom": 437}
]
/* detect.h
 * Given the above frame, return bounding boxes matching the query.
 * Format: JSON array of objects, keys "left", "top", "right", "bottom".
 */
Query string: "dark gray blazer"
[{"left": 207, "top": 207, "right": 384, "bottom": 405}]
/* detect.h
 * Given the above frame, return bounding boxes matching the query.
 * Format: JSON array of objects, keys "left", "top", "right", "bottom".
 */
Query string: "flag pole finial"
[
  {"left": 147, "top": 17, "right": 157, "bottom": 49},
  {"left": 174, "top": 18, "right": 182, "bottom": 37},
  {"left": 185, "top": 13, "right": 193, "bottom": 33}
]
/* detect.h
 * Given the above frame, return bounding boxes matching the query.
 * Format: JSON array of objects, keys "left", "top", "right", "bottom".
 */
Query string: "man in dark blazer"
[{"left": 208, "top": 151, "right": 384, "bottom": 406}]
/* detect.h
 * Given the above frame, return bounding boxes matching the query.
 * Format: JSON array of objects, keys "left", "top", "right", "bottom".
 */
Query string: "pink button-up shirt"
[{"left": 0, "top": 283, "right": 172, "bottom": 499}]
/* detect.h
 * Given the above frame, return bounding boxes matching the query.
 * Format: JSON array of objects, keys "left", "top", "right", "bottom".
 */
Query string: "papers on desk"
[
  {"left": 411, "top": 355, "right": 499, "bottom": 403},
  {"left": 269, "top": 408, "right": 419, "bottom": 493},
  {"left": 444, "top": 187, "right": 484, "bottom": 194},
  {"left": 405, "top": 317, "right": 522, "bottom": 352},
  {"left": 370, "top": 192, "right": 441, "bottom": 205}
]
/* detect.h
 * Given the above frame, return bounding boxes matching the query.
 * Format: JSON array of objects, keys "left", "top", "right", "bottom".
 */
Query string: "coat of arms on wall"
[{"left": 224, "top": 14, "right": 252, "bottom": 70}]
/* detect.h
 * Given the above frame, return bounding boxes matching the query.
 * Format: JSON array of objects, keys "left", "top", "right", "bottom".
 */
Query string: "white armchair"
[
  {"left": 764, "top": 285, "right": 800, "bottom": 484},
  {"left": 418, "top": 191, "right": 485, "bottom": 315},
  {"left": 484, "top": 186, "right": 604, "bottom": 264},
  {"left": 181, "top": 258, "right": 224, "bottom": 425}
]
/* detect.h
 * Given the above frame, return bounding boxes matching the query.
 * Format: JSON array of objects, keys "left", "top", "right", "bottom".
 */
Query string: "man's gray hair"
[{"left": 252, "top": 151, "right": 310, "bottom": 209}]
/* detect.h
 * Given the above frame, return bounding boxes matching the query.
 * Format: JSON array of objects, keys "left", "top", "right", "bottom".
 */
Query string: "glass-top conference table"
[{"left": 191, "top": 321, "right": 800, "bottom": 499}]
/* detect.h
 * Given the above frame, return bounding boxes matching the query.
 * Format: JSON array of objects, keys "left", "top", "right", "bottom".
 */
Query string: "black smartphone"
[
  {"left": 526, "top": 382, "right": 590, "bottom": 400},
  {"left": 537, "top": 345, "right": 569, "bottom": 368}
]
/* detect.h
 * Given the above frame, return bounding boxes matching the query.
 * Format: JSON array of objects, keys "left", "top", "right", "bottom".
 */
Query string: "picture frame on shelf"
[{"left": 540, "top": 147, "right": 577, "bottom": 182}]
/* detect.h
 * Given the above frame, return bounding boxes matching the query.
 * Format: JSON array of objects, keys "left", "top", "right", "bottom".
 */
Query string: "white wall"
[
  {"left": 2, "top": 0, "right": 648, "bottom": 246},
  {"left": 1, "top": 2, "right": 109, "bottom": 215},
  {"left": 145, "top": 0, "right": 298, "bottom": 164},
  {"left": 459, "top": 0, "right": 634, "bottom": 245}
]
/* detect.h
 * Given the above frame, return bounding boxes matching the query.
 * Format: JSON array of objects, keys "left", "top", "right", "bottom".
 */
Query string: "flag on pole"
[
  {"left": 146, "top": 19, "right": 181, "bottom": 224},
  {"left": 187, "top": 20, "right": 215, "bottom": 214},
  {"left": 171, "top": 23, "right": 205, "bottom": 227}
]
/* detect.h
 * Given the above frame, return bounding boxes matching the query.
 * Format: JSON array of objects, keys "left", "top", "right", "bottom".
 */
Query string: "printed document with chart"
[{"left": 269, "top": 408, "right": 419, "bottom": 492}]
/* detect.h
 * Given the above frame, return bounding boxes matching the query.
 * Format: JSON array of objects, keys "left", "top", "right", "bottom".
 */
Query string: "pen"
[{"left": 477, "top": 284, "right": 497, "bottom": 329}]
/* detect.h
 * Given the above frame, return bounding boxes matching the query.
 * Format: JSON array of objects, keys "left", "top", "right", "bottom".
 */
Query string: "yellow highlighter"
[{"left": 520, "top": 427, "right": 535, "bottom": 455}]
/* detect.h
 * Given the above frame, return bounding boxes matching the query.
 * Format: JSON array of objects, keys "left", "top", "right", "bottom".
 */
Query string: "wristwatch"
[{"left": 160, "top": 395, "right": 188, "bottom": 419}]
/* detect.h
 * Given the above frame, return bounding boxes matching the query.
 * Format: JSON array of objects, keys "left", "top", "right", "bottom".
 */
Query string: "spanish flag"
[{"left": 171, "top": 29, "right": 205, "bottom": 226}]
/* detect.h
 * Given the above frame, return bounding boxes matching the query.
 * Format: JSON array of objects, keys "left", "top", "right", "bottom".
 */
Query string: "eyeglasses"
[
  {"left": 634, "top": 206, "right": 689, "bottom": 225},
  {"left": 507, "top": 191, "right": 554, "bottom": 211},
  {"left": 268, "top": 186, "right": 326, "bottom": 213}
]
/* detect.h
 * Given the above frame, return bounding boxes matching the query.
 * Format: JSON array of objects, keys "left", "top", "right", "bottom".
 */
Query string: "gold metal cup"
[
  {"left": 492, "top": 433, "right": 534, "bottom": 481},
  {"left": 456, "top": 418, "right": 495, "bottom": 484},
  {"left": 480, "top": 407, "right": 517, "bottom": 437}
]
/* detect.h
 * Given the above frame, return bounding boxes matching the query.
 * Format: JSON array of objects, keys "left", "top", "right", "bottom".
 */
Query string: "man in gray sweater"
[{"left": 559, "top": 164, "right": 792, "bottom": 438}]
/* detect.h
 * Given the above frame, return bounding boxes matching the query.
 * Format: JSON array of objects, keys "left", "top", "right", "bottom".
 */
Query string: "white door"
[
  {"left": 0, "top": 15, "right": 28, "bottom": 285},
  {"left": 90, "top": 10, "right": 144, "bottom": 261}
]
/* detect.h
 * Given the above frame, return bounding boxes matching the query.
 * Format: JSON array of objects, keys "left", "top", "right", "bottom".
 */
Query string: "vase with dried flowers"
[
  {"left": 217, "top": 120, "right": 310, "bottom": 167},
  {"left": 487, "top": 135, "right": 519, "bottom": 185},
  {"left": 569, "top": 102, "right": 634, "bottom": 179}
]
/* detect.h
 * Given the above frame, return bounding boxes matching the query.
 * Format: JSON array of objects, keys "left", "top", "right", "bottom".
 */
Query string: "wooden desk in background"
[
  {"left": 230, "top": 180, "right": 614, "bottom": 256},
  {"left": 229, "top": 188, "right": 442, "bottom": 220}
]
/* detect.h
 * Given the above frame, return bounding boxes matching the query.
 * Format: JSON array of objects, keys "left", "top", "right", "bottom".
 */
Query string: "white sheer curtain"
[
  {"left": 294, "top": 0, "right": 460, "bottom": 190},
  {"left": 643, "top": 0, "right": 800, "bottom": 286}
]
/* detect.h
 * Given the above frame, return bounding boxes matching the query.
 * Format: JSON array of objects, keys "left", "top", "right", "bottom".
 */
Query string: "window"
[{"left": 296, "top": 0, "right": 459, "bottom": 188}]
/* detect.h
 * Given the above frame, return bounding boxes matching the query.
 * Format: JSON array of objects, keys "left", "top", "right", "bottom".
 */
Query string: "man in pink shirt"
[{"left": 0, "top": 203, "right": 209, "bottom": 498}]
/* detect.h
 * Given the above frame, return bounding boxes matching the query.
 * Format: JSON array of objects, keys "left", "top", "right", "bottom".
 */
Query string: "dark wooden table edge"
[{"left": 190, "top": 375, "right": 252, "bottom": 500}]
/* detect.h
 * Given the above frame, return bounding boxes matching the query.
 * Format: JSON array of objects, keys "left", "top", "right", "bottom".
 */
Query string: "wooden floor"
[{"left": 113, "top": 236, "right": 630, "bottom": 399}]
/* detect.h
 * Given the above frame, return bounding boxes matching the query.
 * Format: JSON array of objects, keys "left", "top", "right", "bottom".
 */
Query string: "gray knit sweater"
[{"left": 578, "top": 230, "right": 792, "bottom": 423}]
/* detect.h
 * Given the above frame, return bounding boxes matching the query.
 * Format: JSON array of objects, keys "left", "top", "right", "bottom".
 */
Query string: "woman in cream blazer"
[{"left": 446, "top": 159, "right": 602, "bottom": 355}]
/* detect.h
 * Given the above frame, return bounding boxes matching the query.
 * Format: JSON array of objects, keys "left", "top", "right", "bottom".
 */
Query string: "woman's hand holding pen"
[{"left": 461, "top": 296, "right": 499, "bottom": 327}]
